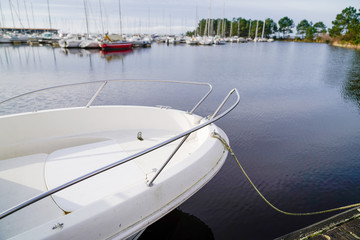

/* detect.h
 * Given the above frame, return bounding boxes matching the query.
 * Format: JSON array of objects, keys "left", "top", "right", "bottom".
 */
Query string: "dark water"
[{"left": 1, "top": 42, "right": 360, "bottom": 239}]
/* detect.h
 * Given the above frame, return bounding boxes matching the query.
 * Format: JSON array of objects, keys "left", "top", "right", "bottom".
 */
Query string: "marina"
[
  {"left": 1, "top": 0, "right": 360, "bottom": 237},
  {"left": 1, "top": 41, "right": 360, "bottom": 239}
]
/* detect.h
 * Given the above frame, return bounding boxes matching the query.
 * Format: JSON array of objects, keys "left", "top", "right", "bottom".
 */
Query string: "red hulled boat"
[{"left": 99, "top": 41, "right": 133, "bottom": 50}]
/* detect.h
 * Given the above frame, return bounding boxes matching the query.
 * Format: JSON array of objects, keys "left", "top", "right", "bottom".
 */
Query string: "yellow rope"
[{"left": 211, "top": 132, "right": 360, "bottom": 216}]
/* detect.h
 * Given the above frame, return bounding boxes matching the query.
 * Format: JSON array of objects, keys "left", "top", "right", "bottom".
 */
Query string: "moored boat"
[
  {"left": 0, "top": 80, "right": 239, "bottom": 240},
  {"left": 80, "top": 38, "right": 100, "bottom": 49},
  {"left": 186, "top": 37, "right": 199, "bottom": 45},
  {"left": 99, "top": 41, "right": 133, "bottom": 50},
  {"left": 99, "top": 34, "right": 133, "bottom": 50}
]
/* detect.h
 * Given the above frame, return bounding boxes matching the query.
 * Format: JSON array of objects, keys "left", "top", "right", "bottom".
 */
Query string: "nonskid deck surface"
[{"left": 0, "top": 128, "right": 201, "bottom": 239}]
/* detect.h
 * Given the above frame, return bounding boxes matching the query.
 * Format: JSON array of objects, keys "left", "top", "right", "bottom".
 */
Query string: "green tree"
[
  {"left": 197, "top": 19, "right": 207, "bottom": 36},
  {"left": 267, "top": 18, "right": 278, "bottom": 37},
  {"left": 305, "top": 22, "right": 316, "bottom": 41},
  {"left": 313, "top": 21, "right": 327, "bottom": 34},
  {"left": 297, "top": 19, "right": 310, "bottom": 38},
  {"left": 249, "top": 20, "right": 257, "bottom": 38},
  {"left": 328, "top": 6, "right": 360, "bottom": 42},
  {"left": 230, "top": 17, "right": 238, "bottom": 36},
  {"left": 237, "top": 18, "right": 249, "bottom": 37},
  {"left": 278, "top": 16, "right": 294, "bottom": 37},
  {"left": 186, "top": 30, "right": 195, "bottom": 37}
]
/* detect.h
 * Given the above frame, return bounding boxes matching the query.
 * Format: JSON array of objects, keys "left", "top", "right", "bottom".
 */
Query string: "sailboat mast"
[
  {"left": 99, "top": 0, "right": 104, "bottom": 34},
  {"left": 118, "top": 0, "right": 122, "bottom": 35},
  {"left": 31, "top": 2, "right": 35, "bottom": 28},
  {"left": 261, "top": 19, "right": 265, "bottom": 38},
  {"left": 255, "top": 20, "right": 258, "bottom": 39},
  {"left": 248, "top": 19, "right": 251, "bottom": 38},
  {"left": 83, "top": 0, "right": 89, "bottom": 34},
  {"left": 147, "top": 7, "right": 150, "bottom": 34},
  {"left": 9, "top": 0, "right": 15, "bottom": 28},
  {"left": 195, "top": 4, "right": 198, "bottom": 36},
  {"left": 207, "top": 0, "right": 211, "bottom": 36},
  {"left": 221, "top": 3, "right": 224, "bottom": 37},
  {"left": 204, "top": 18, "right": 207, "bottom": 36},
  {"left": 0, "top": 1, "right": 5, "bottom": 29},
  {"left": 237, "top": 19, "right": 240, "bottom": 36},
  {"left": 47, "top": 0, "right": 52, "bottom": 29},
  {"left": 222, "top": 19, "right": 225, "bottom": 37},
  {"left": 23, "top": 0, "right": 30, "bottom": 28}
]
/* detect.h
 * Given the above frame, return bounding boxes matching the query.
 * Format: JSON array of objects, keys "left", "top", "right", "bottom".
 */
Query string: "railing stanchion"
[
  {"left": 146, "top": 134, "right": 190, "bottom": 187},
  {"left": 86, "top": 81, "right": 108, "bottom": 108}
]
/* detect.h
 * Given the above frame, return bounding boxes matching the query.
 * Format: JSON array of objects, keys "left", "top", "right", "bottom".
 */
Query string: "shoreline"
[
  {"left": 331, "top": 42, "right": 360, "bottom": 50},
  {"left": 277, "top": 38, "right": 360, "bottom": 50}
]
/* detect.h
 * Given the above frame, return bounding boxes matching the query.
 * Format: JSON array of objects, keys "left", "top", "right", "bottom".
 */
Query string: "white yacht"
[{"left": 59, "top": 34, "right": 83, "bottom": 48}]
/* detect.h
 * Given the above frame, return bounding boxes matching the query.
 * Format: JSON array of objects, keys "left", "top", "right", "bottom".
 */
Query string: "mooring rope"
[{"left": 211, "top": 132, "right": 360, "bottom": 216}]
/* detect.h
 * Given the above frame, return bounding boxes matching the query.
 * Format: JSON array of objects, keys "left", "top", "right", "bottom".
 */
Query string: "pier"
[{"left": 276, "top": 208, "right": 360, "bottom": 240}]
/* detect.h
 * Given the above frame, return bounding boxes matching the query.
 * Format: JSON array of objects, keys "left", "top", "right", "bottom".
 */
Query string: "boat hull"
[
  {"left": 99, "top": 42, "right": 133, "bottom": 50},
  {"left": 0, "top": 106, "right": 229, "bottom": 240}
]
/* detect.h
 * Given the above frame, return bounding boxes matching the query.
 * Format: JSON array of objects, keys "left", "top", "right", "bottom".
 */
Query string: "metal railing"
[
  {"left": 0, "top": 79, "right": 213, "bottom": 115},
  {"left": 0, "top": 80, "right": 239, "bottom": 220}
]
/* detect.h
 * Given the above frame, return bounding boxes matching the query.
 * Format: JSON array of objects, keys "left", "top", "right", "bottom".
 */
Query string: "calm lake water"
[{"left": 1, "top": 42, "right": 360, "bottom": 239}]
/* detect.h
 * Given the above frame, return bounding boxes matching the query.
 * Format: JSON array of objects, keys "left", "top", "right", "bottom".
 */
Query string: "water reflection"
[
  {"left": 60, "top": 48, "right": 98, "bottom": 57},
  {"left": 0, "top": 44, "right": 43, "bottom": 70},
  {"left": 139, "top": 209, "right": 214, "bottom": 240},
  {"left": 99, "top": 49, "right": 133, "bottom": 62},
  {"left": 0, "top": 45, "right": 137, "bottom": 68},
  {"left": 343, "top": 50, "right": 360, "bottom": 109}
]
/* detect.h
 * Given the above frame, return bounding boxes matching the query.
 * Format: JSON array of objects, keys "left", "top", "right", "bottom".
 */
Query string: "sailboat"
[
  {"left": 98, "top": 0, "right": 133, "bottom": 50},
  {"left": 80, "top": 0, "right": 100, "bottom": 49},
  {"left": 98, "top": 35, "right": 133, "bottom": 50},
  {"left": 259, "top": 20, "right": 268, "bottom": 42},
  {"left": 253, "top": 20, "right": 259, "bottom": 42},
  {"left": 199, "top": 2, "right": 214, "bottom": 46},
  {"left": 59, "top": 34, "right": 83, "bottom": 48},
  {"left": 246, "top": 19, "right": 253, "bottom": 41}
]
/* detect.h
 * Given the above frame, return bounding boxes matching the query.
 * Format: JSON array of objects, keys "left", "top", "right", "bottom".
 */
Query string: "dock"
[{"left": 276, "top": 207, "right": 360, "bottom": 240}]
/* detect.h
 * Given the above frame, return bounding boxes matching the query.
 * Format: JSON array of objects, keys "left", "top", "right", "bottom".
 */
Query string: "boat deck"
[
  {"left": 276, "top": 207, "right": 360, "bottom": 240},
  {"left": 0, "top": 127, "right": 201, "bottom": 239}
]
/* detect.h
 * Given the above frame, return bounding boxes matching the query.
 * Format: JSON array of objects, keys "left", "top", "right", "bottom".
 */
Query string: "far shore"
[
  {"left": 331, "top": 41, "right": 360, "bottom": 50},
  {"left": 277, "top": 37, "right": 360, "bottom": 50}
]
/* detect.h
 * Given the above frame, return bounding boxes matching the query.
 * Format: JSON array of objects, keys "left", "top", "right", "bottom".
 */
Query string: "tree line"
[
  {"left": 328, "top": 7, "right": 360, "bottom": 45},
  {"left": 187, "top": 6, "right": 360, "bottom": 45},
  {"left": 188, "top": 18, "right": 278, "bottom": 38}
]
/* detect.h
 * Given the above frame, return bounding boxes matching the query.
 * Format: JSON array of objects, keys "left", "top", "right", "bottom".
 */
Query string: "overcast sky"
[{"left": 0, "top": 0, "right": 358, "bottom": 34}]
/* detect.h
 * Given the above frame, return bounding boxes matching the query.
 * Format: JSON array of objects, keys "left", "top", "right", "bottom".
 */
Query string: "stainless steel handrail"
[
  {"left": 0, "top": 79, "right": 212, "bottom": 115},
  {"left": 86, "top": 81, "right": 108, "bottom": 108},
  {"left": 211, "top": 88, "right": 237, "bottom": 119},
  {"left": 0, "top": 83, "right": 239, "bottom": 220},
  {"left": 147, "top": 88, "right": 240, "bottom": 186}
]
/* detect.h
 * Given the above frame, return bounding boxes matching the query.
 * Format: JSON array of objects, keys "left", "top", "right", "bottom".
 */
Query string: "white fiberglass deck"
[{"left": 0, "top": 106, "right": 228, "bottom": 239}]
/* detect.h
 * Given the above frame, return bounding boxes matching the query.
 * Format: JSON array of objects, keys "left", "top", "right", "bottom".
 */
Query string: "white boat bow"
[{"left": 0, "top": 80, "right": 239, "bottom": 240}]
